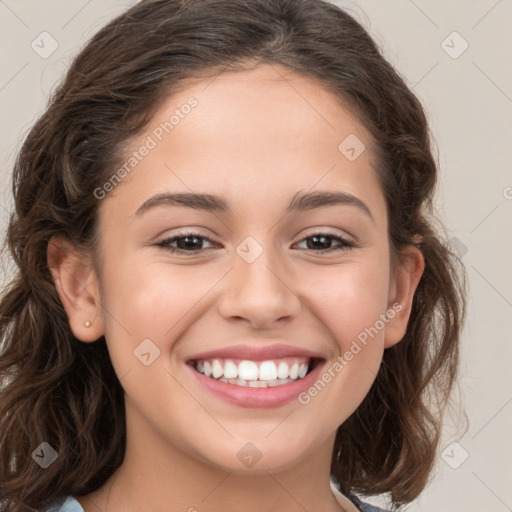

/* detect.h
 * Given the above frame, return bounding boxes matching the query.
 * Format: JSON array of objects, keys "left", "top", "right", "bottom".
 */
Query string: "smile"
[{"left": 189, "top": 357, "right": 319, "bottom": 388}]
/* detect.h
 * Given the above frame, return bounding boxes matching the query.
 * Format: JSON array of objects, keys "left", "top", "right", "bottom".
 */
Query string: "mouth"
[{"left": 187, "top": 357, "right": 322, "bottom": 388}]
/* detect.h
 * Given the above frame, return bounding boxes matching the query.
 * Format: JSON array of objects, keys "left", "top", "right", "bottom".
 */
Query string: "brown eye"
[
  {"left": 295, "top": 233, "right": 355, "bottom": 252},
  {"left": 155, "top": 233, "right": 218, "bottom": 254}
]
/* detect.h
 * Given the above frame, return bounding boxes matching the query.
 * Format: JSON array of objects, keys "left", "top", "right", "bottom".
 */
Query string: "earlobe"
[
  {"left": 47, "top": 235, "right": 104, "bottom": 342},
  {"left": 384, "top": 245, "right": 425, "bottom": 349}
]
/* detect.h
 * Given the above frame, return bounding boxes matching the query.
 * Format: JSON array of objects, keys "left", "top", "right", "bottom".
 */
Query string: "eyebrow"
[{"left": 135, "top": 190, "right": 374, "bottom": 222}]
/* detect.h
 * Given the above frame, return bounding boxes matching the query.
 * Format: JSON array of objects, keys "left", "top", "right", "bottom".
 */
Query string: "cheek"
[
  {"left": 301, "top": 258, "right": 390, "bottom": 348},
  {"left": 295, "top": 262, "right": 390, "bottom": 423},
  {"left": 97, "top": 258, "right": 221, "bottom": 399},
  {"left": 100, "top": 257, "right": 220, "bottom": 346}
]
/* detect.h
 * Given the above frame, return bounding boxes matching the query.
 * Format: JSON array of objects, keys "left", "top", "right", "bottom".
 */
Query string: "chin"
[{"left": 195, "top": 435, "right": 315, "bottom": 475}]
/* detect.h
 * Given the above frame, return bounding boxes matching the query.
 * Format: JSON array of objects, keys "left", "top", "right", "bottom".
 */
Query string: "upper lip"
[{"left": 187, "top": 343, "right": 324, "bottom": 362}]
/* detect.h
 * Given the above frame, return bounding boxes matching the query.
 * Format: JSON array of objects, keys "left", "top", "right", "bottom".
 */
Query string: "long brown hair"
[{"left": 0, "top": 1, "right": 467, "bottom": 510}]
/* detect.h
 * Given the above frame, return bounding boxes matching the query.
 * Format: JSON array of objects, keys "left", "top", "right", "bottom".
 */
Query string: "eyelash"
[{"left": 154, "top": 231, "right": 356, "bottom": 255}]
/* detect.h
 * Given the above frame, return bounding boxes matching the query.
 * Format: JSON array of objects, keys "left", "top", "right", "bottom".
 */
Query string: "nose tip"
[{"left": 217, "top": 253, "right": 301, "bottom": 330}]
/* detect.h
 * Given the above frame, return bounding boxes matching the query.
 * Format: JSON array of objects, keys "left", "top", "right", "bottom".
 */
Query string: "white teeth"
[
  {"left": 277, "top": 361, "right": 289, "bottom": 379},
  {"left": 265, "top": 379, "right": 286, "bottom": 387},
  {"left": 248, "top": 380, "right": 267, "bottom": 387},
  {"left": 193, "top": 357, "right": 314, "bottom": 386},
  {"left": 223, "top": 360, "right": 238, "bottom": 379},
  {"left": 258, "top": 361, "right": 277, "bottom": 380},
  {"left": 238, "top": 360, "right": 259, "bottom": 380},
  {"left": 212, "top": 359, "right": 223, "bottom": 379},
  {"left": 232, "top": 377, "right": 296, "bottom": 388}
]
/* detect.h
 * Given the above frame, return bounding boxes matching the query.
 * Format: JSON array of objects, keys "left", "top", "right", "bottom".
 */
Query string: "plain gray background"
[{"left": 0, "top": 1, "right": 511, "bottom": 511}]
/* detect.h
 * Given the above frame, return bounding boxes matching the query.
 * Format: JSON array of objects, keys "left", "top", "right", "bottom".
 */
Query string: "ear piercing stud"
[{"left": 84, "top": 320, "right": 92, "bottom": 327}]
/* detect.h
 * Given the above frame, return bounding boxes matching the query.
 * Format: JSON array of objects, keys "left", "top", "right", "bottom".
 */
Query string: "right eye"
[{"left": 154, "top": 232, "right": 219, "bottom": 254}]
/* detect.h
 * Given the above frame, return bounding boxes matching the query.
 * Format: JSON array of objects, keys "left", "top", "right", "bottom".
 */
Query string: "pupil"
[
  {"left": 309, "top": 235, "right": 330, "bottom": 250},
  {"left": 179, "top": 236, "right": 201, "bottom": 250}
]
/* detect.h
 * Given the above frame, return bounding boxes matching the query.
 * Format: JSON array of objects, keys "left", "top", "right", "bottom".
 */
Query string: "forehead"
[
  {"left": 98, "top": 63, "right": 386, "bottom": 228},
  {"left": 154, "top": 63, "right": 371, "bottom": 154}
]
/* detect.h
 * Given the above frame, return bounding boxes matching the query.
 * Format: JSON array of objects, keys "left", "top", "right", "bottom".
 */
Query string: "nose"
[{"left": 217, "top": 247, "right": 302, "bottom": 330}]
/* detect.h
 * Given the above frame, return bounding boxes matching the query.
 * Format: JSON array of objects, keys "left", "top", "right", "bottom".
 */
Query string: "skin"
[{"left": 48, "top": 62, "right": 424, "bottom": 512}]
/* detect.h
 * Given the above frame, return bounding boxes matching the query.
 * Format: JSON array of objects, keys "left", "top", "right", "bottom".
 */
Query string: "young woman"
[{"left": 0, "top": 1, "right": 467, "bottom": 511}]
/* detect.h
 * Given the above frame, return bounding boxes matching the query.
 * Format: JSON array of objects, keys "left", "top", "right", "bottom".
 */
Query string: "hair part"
[{"left": 0, "top": 1, "right": 467, "bottom": 510}]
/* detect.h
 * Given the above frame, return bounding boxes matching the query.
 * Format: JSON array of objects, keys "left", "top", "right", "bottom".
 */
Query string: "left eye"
[
  {"left": 155, "top": 231, "right": 355, "bottom": 255},
  {"left": 294, "top": 233, "right": 355, "bottom": 252}
]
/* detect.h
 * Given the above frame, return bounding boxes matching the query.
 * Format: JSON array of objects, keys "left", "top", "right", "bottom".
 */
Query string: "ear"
[
  {"left": 384, "top": 244, "right": 425, "bottom": 349},
  {"left": 47, "top": 235, "right": 104, "bottom": 342}
]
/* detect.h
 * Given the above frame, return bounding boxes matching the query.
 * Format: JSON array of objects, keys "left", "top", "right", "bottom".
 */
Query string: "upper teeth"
[{"left": 194, "top": 358, "right": 310, "bottom": 382}]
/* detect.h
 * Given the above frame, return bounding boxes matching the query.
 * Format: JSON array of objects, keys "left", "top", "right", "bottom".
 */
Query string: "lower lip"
[{"left": 186, "top": 361, "right": 324, "bottom": 408}]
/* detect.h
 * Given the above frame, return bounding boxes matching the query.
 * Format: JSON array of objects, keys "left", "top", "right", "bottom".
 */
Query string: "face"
[{"left": 53, "top": 63, "right": 422, "bottom": 475}]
